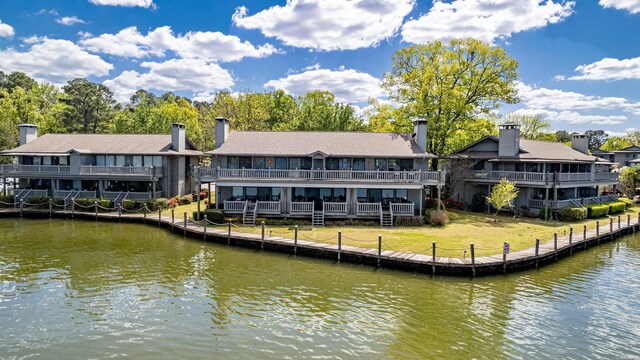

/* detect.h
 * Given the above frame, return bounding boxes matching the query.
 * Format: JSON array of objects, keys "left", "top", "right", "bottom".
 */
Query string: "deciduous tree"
[{"left": 486, "top": 178, "right": 519, "bottom": 220}]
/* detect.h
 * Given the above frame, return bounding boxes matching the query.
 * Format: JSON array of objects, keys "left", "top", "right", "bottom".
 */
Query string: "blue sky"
[{"left": 0, "top": 0, "right": 639, "bottom": 135}]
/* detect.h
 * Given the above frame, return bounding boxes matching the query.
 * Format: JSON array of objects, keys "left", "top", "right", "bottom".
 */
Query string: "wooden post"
[
  {"left": 627, "top": 214, "right": 631, "bottom": 228},
  {"left": 535, "top": 238, "right": 540, "bottom": 269},
  {"left": 158, "top": 209, "right": 162, "bottom": 226},
  {"left": 71, "top": 200, "right": 74, "bottom": 218},
  {"left": 583, "top": 225, "right": 587, "bottom": 241},
  {"left": 338, "top": 231, "right": 342, "bottom": 262},
  {"left": 118, "top": 205, "right": 122, "bottom": 221},
  {"left": 294, "top": 225, "right": 298, "bottom": 255},
  {"left": 183, "top": 212, "right": 187, "bottom": 237},
  {"left": 377, "top": 235, "right": 382, "bottom": 268},
  {"left": 569, "top": 227, "right": 573, "bottom": 255},
  {"left": 432, "top": 242, "right": 436, "bottom": 275},
  {"left": 618, "top": 215, "right": 621, "bottom": 229},
  {"left": 204, "top": 215, "right": 207, "bottom": 241},
  {"left": 610, "top": 217, "right": 614, "bottom": 240},
  {"left": 261, "top": 221, "right": 265, "bottom": 250},
  {"left": 49, "top": 199, "right": 52, "bottom": 217},
  {"left": 554, "top": 233, "right": 558, "bottom": 261},
  {"left": 143, "top": 206, "right": 147, "bottom": 223},
  {"left": 171, "top": 208, "right": 174, "bottom": 232},
  {"left": 470, "top": 243, "right": 476, "bottom": 277},
  {"left": 227, "top": 220, "right": 231, "bottom": 245},
  {"left": 94, "top": 200, "right": 98, "bottom": 219},
  {"left": 596, "top": 221, "right": 600, "bottom": 244},
  {"left": 502, "top": 242, "right": 507, "bottom": 274}
]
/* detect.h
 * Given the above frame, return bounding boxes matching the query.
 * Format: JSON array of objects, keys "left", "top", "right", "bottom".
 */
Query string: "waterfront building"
[
  {"left": 196, "top": 117, "right": 444, "bottom": 226},
  {"left": 0, "top": 123, "right": 202, "bottom": 202},
  {"left": 451, "top": 124, "right": 619, "bottom": 211},
  {"left": 592, "top": 145, "right": 640, "bottom": 168}
]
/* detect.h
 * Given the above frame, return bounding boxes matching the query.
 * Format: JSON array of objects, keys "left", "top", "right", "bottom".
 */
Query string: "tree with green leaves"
[
  {"left": 61, "top": 78, "right": 116, "bottom": 133},
  {"left": 503, "top": 113, "right": 552, "bottom": 140},
  {"left": 486, "top": 178, "right": 519, "bottom": 220},
  {"left": 382, "top": 38, "right": 519, "bottom": 169},
  {"left": 555, "top": 130, "right": 572, "bottom": 143},
  {"left": 601, "top": 136, "right": 632, "bottom": 151},
  {"left": 620, "top": 166, "right": 640, "bottom": 197},
  {"left": 585, "top": 130, "right": 608, "bottom": 150}
]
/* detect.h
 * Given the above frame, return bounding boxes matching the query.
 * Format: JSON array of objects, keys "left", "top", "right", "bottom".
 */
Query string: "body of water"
[{"left": 1, "top": 218, "right": 639, "bottom": 359}]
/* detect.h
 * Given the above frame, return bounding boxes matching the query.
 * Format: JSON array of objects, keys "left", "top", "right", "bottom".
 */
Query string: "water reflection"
[{"left": 0, "top": 218, "right": 639, "bottom": 359}]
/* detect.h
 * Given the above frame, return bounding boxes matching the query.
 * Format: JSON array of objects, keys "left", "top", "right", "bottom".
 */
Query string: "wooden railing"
[
  {"left": 528, "top": 195, "right": 620, "bottom": 209},
  {"left": 0, "top": 165, "right": 71, "bottom": 175},
  {"left": 357, "top": 202, "right": 381, "bottom": 214},
  {"left": 467, "top": 171, "right": 618, "bottom": 183},
  {"left": 197, "top": 168, "right": 443, "bottom": 184},
  {"left": 290, "top": 202, "right": 314, "bottom": 214},
  {"left": 390, "top": 203, "right": 414, "bottom": 215},
  {"left": 79, "top": 165, "right": 159, "bottom": 176},
  {"left": 224, "top": 200, "right": 247, "bottom": 213},
  {"left": 323, "top": 202, "right": 347, "bottom": 215},
  {"left": 256, "top": 201, "right": 281, "bottom": 214}
]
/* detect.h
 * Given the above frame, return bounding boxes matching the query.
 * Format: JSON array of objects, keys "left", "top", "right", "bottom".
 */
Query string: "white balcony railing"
[
  {"left": 467, "top": 171, "right": 619, "bottom": 183},
  {"left": 0, "top": 164, "right": 71, "bottom": 175},
  {"left": 197, "top": 168, "right": 443, "bottom": 184},
  {"left": 79, "top": 165, "right": 159, "bottom": 177},
  {"left": 528, "top": 195, "right": 619, "bottom": 209},
  {"left": 0, "top": 164, "right": 161, "bottom": 177},
  {"left": 323, "top": 202, "right": 347, "bottom": 215},
  {"left": 357, "top": 202, "right": 381, "bottom": 214},
  {"left": 256, "top": 201, "right": 281, "bottom": 214},
  {"left": 390, "top": 203, "right": 415, "bottom": 215},
  {"left": 224, "top": 200, "right": 247, "bottom": 213},
  {"left": 290, "top": 202, "right": 314, "bottom": 214}
]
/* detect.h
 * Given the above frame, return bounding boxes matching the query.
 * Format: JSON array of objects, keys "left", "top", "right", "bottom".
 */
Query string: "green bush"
[
  {"left": 558, "top": 207, "right": 587, "bottom": 221},
  {"left": 471, "top": 192, "right": 486, "bottom": 212},
  {"left": 539, "top": 207, "right": 553, "bottom": 220},
  {"left": 25, "top": 196, "right": 49, "bottom": 206},
  {"left": 120, "top": 199, "right": 142, "bottom": 210},
  {"left": 619, "top": 198, "right": 635, "bottom": 209},
  {"left": 607, "top": 201, "right": 626, "bottom": 215},
  {"left": 586, "top": 204, "right": 609, "bottom": 218},
  {"left": 429, "top": 210, "right": 449, "bottom": 226},
  {"left": 72, "top": 198, "right": 114, "bottom": 212},
  {"left": 192, "top": 209, "right": 225, "bottom": 223},
  {"left": 0, "top": 195, "right": 14, "bottom": 207},
  {"left": 178, "top": 195, "right": 192, "bottom": 205},
  {"left": 146, "top": 198, "right": 169, "bottom": 212}
]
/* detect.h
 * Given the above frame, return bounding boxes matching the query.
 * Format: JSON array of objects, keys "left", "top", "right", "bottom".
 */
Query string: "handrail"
[{"left": 468, "top": 170, "right": 618, "bottom": 183}]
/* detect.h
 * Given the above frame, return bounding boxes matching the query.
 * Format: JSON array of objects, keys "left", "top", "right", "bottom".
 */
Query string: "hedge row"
[
  {"left": 192, "top": 209, "right": 225, "bottom": 223},
  {"left": 558, "top": 207, "right": 587, "bottom": 221},
  {"left": 586, "top": 204, "right": 609, "bottom": 218}
]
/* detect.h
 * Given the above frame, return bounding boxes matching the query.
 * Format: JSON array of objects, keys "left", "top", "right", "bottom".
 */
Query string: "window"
[
  {"left": 228, "top": 157, "right": 240, "bottom": 169},
  {"left": 333, "top": 188, "right": 346, "bottom": 202},
  {"left": 116, "top": 156, "right": 125, "bottom": 166},
  {"left": 59, "top": 157, "right": 68, "bottom": 166},
  {"left": 153, "top": 156, "right": 162, "bottom": 167},
  {"left": 96, "top": 156, "right": 106, "bottom": 166},
  {"left": 375, "top": 159, "right": 387, "bottom": 171},
  {"left": 124, "top": 156, "right": 134, "bottom": 166},
  {"left": 133, "top": 156, "right": 143, "bottom": 167},
  {"left": 293, "top": 187, "right": 305, "bottom": 202},
  {"left": 353, "top": 158, "right": 365, "bottom": 171},
  {"left": 271, "top": 188, "right": 282, "bottom": 201},
  {"left": 231, "top": 187, "right": 243, "bottom": 200},
  {"left": 257, "top": 187, "right": 270, "bottom": 201},
  {"left": 387, "top": 159, "right": 413, "bottom": 171},
  {"left": 275, "top": 157, "right": 287, "bottom": 169},
  {"left": 320, "top": 188, "right": 332, "bottom": 202},
  {"left": 254, "top": 157, "right": 266, "bottom": 169},
  {"left": 289, "top": 157, "right": 311, "bottom": 170},
  {"left": 357, "top": 188, "right": 367, "bottom": 202},
  {"left": 240, "top": 157, "right": 252, "bottom": 169},
  {"left": 245, "top": 187, "right": 258, "bottom": 200},
  {"left": 396, "top": 189, "right": 408, "bottom": 200}
]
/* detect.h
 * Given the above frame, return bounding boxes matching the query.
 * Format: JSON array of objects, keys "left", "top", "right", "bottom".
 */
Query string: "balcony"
[
  {"left": 466, "top": 170, "right": 618, "bottom": 184},
  {"left": 528, "top": 194, "right": 618, "bottom": 209},
  {"left": 0, "top": 164, "right": 162, "bottom": 179},
  {"left": 197, "top": 167, "right": 443, "bottom": 185}
]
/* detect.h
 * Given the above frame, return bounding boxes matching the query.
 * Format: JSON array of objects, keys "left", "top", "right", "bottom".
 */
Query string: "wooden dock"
[{"left": 2, "top": 207, "right": 638, "bottom": 276}]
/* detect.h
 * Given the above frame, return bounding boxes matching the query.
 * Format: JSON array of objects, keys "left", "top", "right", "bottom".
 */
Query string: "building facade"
[
  {"left": 451, "top": 124, "right": 619, "bottom": 211},
  {"left": 0, "top": 123, "right": 202, "bottom": 203},
  {"left": 196, "top": 118, "right": 444, "bottom": 226}
]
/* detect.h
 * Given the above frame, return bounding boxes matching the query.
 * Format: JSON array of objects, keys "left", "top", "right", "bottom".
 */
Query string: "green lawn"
[{"left": 167, "top": 201, "right": 639, "bottom": 257}]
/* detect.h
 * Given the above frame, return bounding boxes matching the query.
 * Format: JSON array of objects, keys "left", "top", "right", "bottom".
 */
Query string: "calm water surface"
[{"left": 1, "top": 218, "right": 639, "bottom": 359}]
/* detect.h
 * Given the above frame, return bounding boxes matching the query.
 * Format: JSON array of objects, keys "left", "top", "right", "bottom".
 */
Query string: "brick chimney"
[
  {"left": 412, "top": 117, "right": 428, "bottom": 153},
  {"left": 18, "top": 124, "right": 38, "bottom": 145},
  {"left": 498, "top": 123, "right": 520, "bottom": 157},
  {"left": 171, "top": 123, "right": 186, "bottom": 152},
  {"left": 571, "top": 133, "right": 589, "bottom": 154},
  {"left": 215, "top": 117, "right": 229, "bottom": 149}
]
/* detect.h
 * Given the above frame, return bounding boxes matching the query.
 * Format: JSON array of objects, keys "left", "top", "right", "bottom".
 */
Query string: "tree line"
[{"left": 0, "top": 38, "right": 622, "bottom": 160}]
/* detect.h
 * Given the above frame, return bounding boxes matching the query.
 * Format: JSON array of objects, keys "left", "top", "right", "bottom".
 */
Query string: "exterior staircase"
[
  {"left": 243, "top": 202, "right": 256, "bottom": 226},
  {"left": 380, "top": 211, "right": 393, "bottom": 227},
  {"left": 312, "top": 210, "right": 324, "bottom": 227}
]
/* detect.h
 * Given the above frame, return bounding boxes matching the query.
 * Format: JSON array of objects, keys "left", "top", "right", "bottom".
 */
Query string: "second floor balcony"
[
  {"left": 0, "top": 164, "right": 162, "bottom": 179},
  {"left": 466, "top": 170, "right": 619, "bottom": 184},
  {"left": 197, "top": 167, "right": 444, "bottom": 185}
]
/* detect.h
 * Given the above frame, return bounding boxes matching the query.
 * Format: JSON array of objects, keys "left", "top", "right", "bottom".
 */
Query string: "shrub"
[
  {"left": 471, "top": 192, "right": 486, "bottom": 212},
  {"left": 0, "top": 195, "right": 14, "bottom": 207},
  {"left": 426, "top": 198, "right": 444, "bottom": 209},
  {"left": 539, "top": 207, "right": 553, "bottom": 220},
  {"left": 192, "top": 209, "right": 225, "bottom": 223},
  {"left": 394, "top": 216, "right": 424, "bottom": 227},
  {"left": 52, "top": 197, "right": 65, "bottom": 206},
  {"left": 167, "top": 197, "right": 179, "bottom": 209},
  {"left": 429, "top": 210, "right": 449, "bottom": 226},
  {"left": 619, "top": 198, "right": 635, "bottom": 209},
  {"left": 558, "top": 207, "right": 587, "bottom": 221},
  {"left": 25, "top": 196, "right": 49, "bottom": 206},
  {"left": 179, "top": 195, "right": 192, "bottom": 205},
  {"left": 146, "top": 198, "right": 169, "bottom": 212},
  {"left": 607, "top": 201, "right": 626, "bottom": 215},
  {"left": 121, "top": 199, "right": 142, "bottom": 211},
  {"left": 73, "top": 198, "right": 114, "bottom": 212},
  {"left": 586, "top": 204, "right": 609, "bottom": 218}
]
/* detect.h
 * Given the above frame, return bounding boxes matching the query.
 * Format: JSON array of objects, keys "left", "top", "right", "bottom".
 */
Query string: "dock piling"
[
  {"left": 554, "top": 233, "right": 558, "bottom": 261},
  {"left": 535, "top": 238, "right": 540, "bottom": 269},
  {"left": 94, "top": 201, "right": 98, "bottom": 219},
  {"left": 502, "top": 242, "right": 507, "bottom": 274},
  {"left": 171, "top": 209, "right": 174, "bottom": 232},
  {"left": 261, "top": 221, "right": 265, "bottom": 249},
  {"left": 227, "top": 221, "right": 231, "bottom": 245},
  {"left": 432, "top": 242, "right": 436, "bottom": 275},
  {"left": 470, "top": 243, "right": 476, "bottom": 277},
  {"left": 610, "top": 218, "right": 614, "bottom": 240},
  {"left": 158, "top": 209, "right": 161, "bottom": 226},
  {"left": 49, "top": 199, "right": 52, "bottom": 217},
  {"left": 143, "top": 206, "right": 147, "bottom": 223},
  {"left": 338, "top": 231, "right": 342, "bottom": 262},
  {"left": 294, "top": 225, "right": 298, "bottom": 255},
  {"left": 203, "top": 215, "right": 207, "bottom": 240},
  {"left": 118, "top": 205, "right": 122, "bottom": 221},
  {"left": 618, "top": 215, "right": 621, "bottom": 229},
  {"left": 569, "top": 227, "right": 573, "bottom": 255},
  {"left": 377, "top": 235, "right": 382, "bottom": 268},
  {"left": 596, "top": 221, "right": 600, "bottom": 244},
  {"left": 183, "top": 212, "right": 187, "bottom": 237}
]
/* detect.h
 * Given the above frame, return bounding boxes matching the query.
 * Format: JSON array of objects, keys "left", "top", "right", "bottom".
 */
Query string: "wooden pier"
[{"left": 1, "top": 208, "right": 638, "bottom": 276}]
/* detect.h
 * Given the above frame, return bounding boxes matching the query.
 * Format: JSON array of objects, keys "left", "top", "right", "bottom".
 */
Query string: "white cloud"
[
  {"left": 232, "top": 0, "right": 415, "bottom": 51},
  {"left": 79, "top": 26, "right": 279, "bottom": 61},
  {"left": 264, "top": 67, "right": 386, "bottom": 103},
  {"left": 56, "top": 16, "right": 86, "bottom": 26},
  {"left": 516, "top": 82, "right": 630, "bottom": 110},
  {"left": 599, "top": 0, "right": 640, "bottom": 13},
  {"left": 0, "top": 38, "right": 113, "bottom": 85},
  {"left": 88, "top": 0, "right": 155, "bottom": 8},
  {"left": 514, "top": 108, "right": 627, "bottom": 125},
  {"left": 0, "top": 20, "right": 14, "bottom": 37},
  {"left": 402, "top": 0, "right": 574, "bottom": 44},
  {"left": 561, "top": 56, "right": 640, "bottom": 81},
  {"left": 103, "top": 58, "right": 234, "bottom": 102}
]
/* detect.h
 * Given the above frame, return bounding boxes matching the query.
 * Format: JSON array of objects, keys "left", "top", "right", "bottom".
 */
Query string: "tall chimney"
[
  {"left": 171, "top": 123, "right": 186, "bottom": 152},
  {"left": 18, "top": 124, "right": 38, "bottom": 145},
  {"left": 498, "top": 123, "right": 520, "bottom": 157},
  {"left": 571, "top": 133, "right": 589, "bottom": 154},
  {"left": 215, "top": 117, "right": 229, "bottom": 149},
  {"left": 412, "top": 117, "right": 428, "bottom": 153}
]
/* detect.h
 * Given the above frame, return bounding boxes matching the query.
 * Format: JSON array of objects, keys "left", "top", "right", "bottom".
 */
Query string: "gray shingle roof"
[
  {"left": 208, "top": 131, "right": 434, "bottom": 158},
  {"left": 0, "top": 134, "right": 202, "bottom": 156},
  {"left": 453, "top": 137, "right": 605, "bottom": 163}
]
